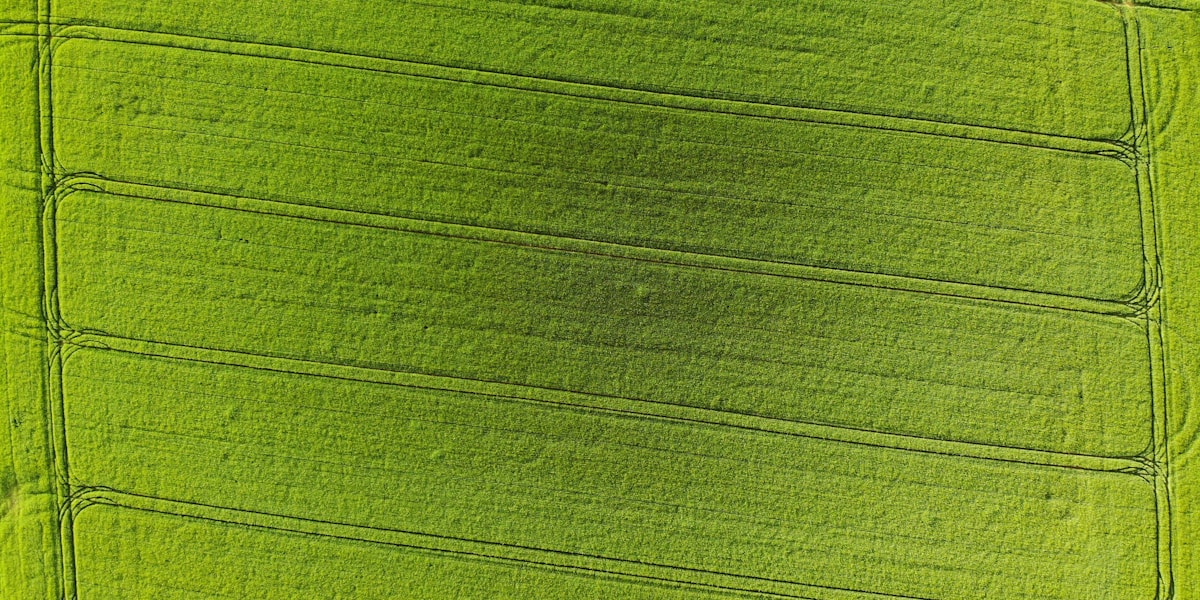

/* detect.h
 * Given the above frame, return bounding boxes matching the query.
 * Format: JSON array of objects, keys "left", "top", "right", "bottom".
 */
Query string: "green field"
[{"left": 3, "top": 1, "right": 1200, "bottom": 599}]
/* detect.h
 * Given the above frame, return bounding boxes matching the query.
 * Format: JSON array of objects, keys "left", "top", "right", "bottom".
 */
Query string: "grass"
[
  {"left": 62, "top": 347, "right": 1156, "bottom": 600},
  {"left": 2, "top": 1, "right": 1199, "bottom": 599},
  {"left": 55, "top": 187, "right": 1152, "bottom": 456},
  {"left": 51, "top": 38, "right": 1145, "bottom": 300}
]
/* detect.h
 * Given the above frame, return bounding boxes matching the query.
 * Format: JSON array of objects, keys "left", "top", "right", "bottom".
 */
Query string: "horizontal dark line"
[
  {"left": 45, "top": 23, "right": 1132, "bottom": 158},
  {"left": 48, "top": 176, "right": 1147, "bottom": 317},
  {"left": 61, "top": 332, "right": 1156, "bottom": 474}
]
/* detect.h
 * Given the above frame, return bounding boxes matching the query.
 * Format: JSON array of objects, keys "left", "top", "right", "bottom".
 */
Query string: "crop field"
[{"left": 2, "top": 1, "right": 1200, "bottom": 599}]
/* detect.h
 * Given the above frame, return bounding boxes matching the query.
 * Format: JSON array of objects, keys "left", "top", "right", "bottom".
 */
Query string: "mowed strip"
[
  {"left": 52, "top": 0, "right": 1132, "bottom": 138},
  {"left": 51, "top": 38, "right": 1144, "bottom": 300},
  {"left": 73, "top": 505, "right": 741, "bottom": 600},
  {"left": 62, "top": 349, "right": 1157, "bottom": 600},
  {"left": 54, "top": 190, "right": 1151, "bottom": 456}
]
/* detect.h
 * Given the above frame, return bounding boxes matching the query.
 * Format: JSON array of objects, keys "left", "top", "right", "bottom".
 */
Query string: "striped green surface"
[{"left": 3, "top": 1, "right": 1199, "bottom": 599}]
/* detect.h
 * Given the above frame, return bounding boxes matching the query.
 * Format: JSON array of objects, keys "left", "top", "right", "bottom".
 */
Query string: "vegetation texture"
[{"left": 2, "top": 1, "right": 1199, "bottom": 599}]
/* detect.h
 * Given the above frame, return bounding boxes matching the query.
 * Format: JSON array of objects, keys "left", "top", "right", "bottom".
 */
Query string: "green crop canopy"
[{"left": 2, "top": 1, "right": 1199, "bottom": 598}]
